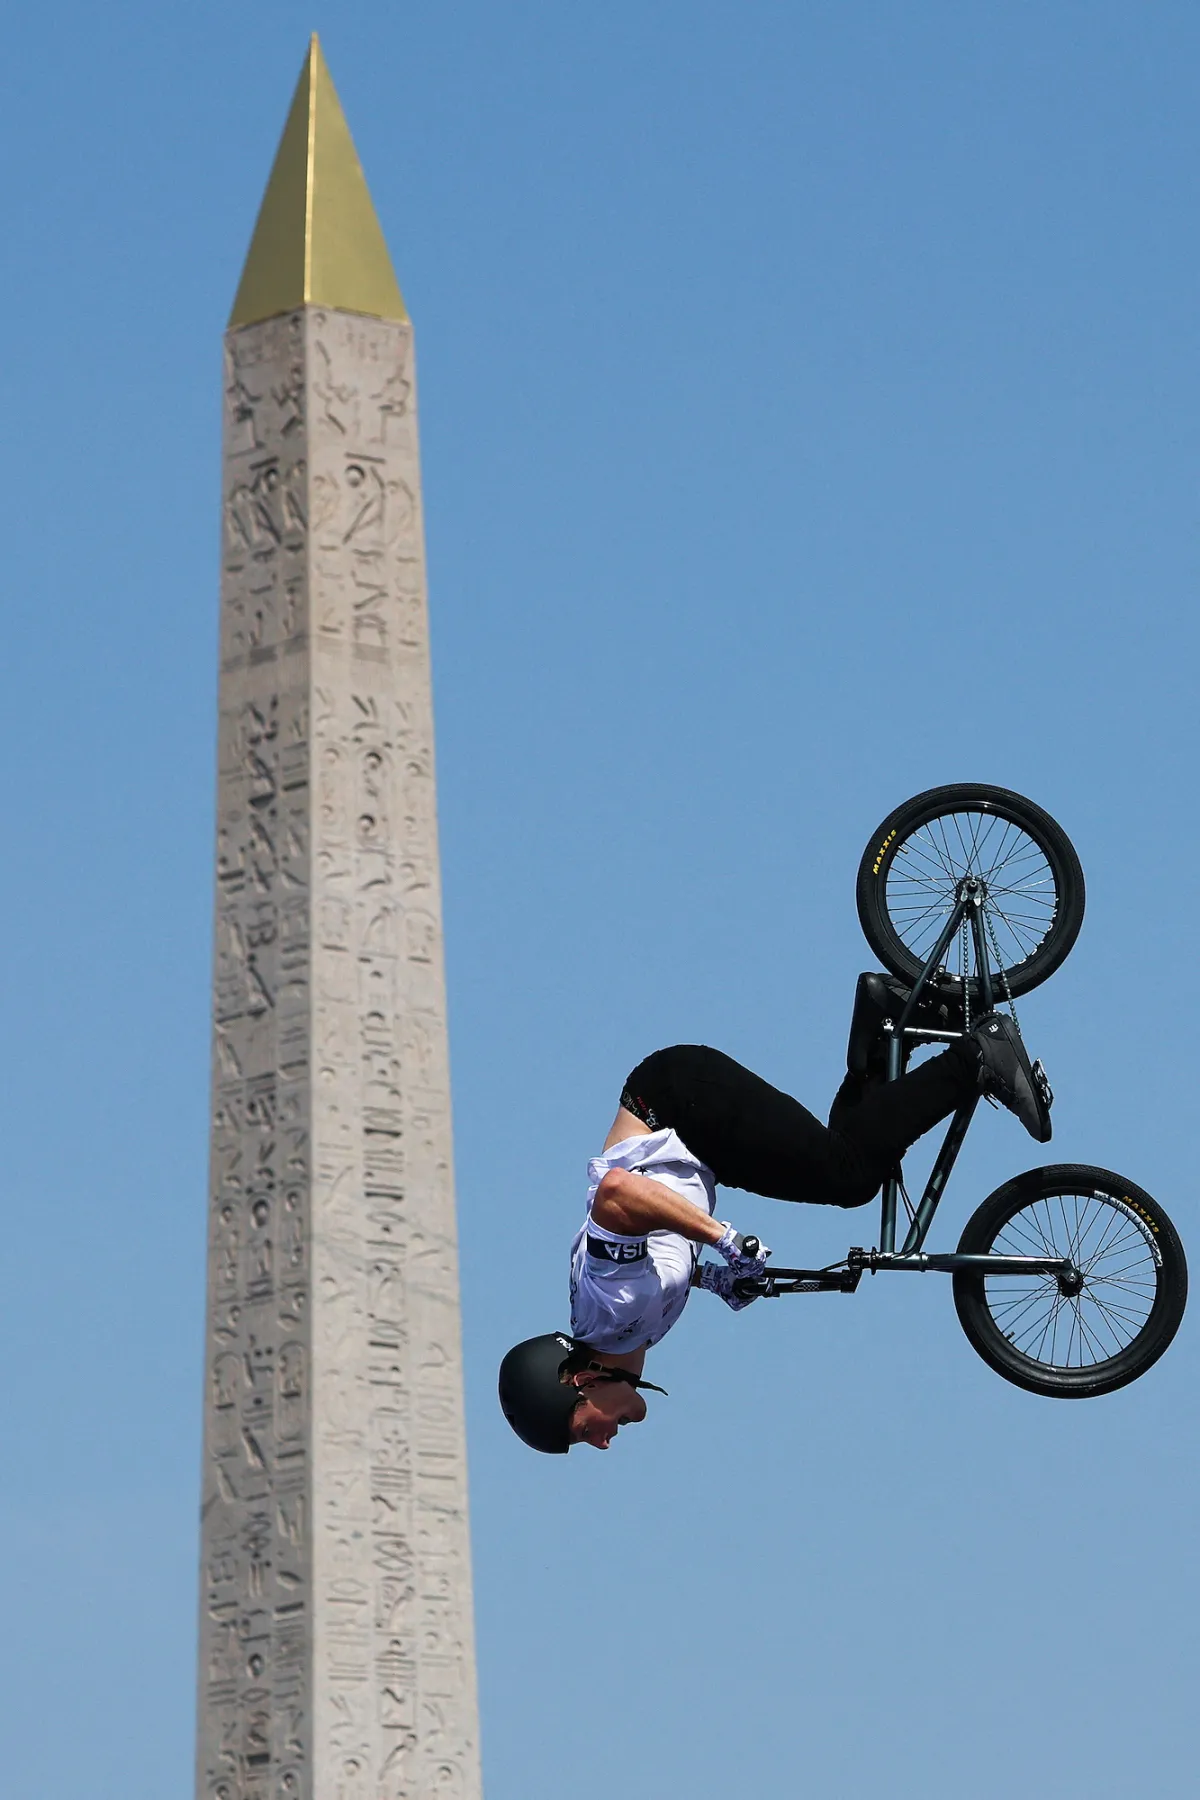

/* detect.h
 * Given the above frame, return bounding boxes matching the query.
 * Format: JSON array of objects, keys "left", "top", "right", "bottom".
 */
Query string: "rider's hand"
[
  {"left": 714, "top": 1224, "right": 772, "bottom": 1279},
  {"left": 697, "top": 1262, "right": 763, "bottom": 1312}
]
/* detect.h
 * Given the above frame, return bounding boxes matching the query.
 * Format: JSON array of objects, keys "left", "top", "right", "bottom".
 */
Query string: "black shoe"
[{"left": 972, "top": 1013, "right": 1053, "bottom": 1142}]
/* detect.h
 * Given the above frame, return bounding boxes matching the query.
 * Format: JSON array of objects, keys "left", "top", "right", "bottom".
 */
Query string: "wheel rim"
[
  {"left": 983, "top": 1190, "right": 1162, "bottom": 1371},
  {"left": 883, "top": 808, "right": 1060, "bottom": 985}
]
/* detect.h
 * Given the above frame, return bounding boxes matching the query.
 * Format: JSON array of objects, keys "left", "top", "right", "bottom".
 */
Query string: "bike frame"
[{"left": 760, "top": 879, "right": 1079, "bottom": 1299}]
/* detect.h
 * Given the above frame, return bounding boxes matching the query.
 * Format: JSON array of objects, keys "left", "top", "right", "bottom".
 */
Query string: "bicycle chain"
[
  {"left": 944, "top": 873, "right": 1020, "bottom": 1051},
  {"left": 982, "top": 898, "right": 1023, "bottom": 1043},
  {"left": 954, "top": 871, "right": 1022, "bottom": 1043},
  {"left": 959, "top": 885, "right": 1024, "bottom": 1119}
]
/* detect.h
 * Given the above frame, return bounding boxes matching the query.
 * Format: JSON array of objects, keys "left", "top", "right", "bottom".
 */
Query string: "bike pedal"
[{"left": 1032, "top": 1058, "right": 1054, "bottom": 1110}]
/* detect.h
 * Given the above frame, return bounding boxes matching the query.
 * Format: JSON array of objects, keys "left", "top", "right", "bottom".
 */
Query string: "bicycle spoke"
[
  {"left": 981, "top": 1187, "right": 1162, "bottom": 1371},
  {"left": 886, "top": 808, "right": 1059, "bottom": 982},
  {"left": 1073, "top": 1303, "right": 1117, "bottom": 1363}
]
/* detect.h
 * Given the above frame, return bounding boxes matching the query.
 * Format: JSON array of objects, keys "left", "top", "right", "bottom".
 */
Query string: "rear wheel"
[
  {"left": 856, "top": 784, "right": 1085, "bottom": 1000},
  {"left": 953, "top": 1166, "right": 1187, "bottom": 1398}
]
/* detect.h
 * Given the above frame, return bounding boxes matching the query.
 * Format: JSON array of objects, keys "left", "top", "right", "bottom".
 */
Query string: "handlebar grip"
[{"left": 741, "top": 1235, "right": 760, "bottom": 1258}]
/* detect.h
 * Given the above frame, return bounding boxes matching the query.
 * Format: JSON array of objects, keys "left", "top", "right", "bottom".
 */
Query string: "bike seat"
[{"left": 846, "top": 971, "right": 964, "bottom": 1075}]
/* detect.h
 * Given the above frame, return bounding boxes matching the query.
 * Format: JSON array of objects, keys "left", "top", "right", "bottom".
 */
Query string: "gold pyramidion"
[{"left": 229, "top": 36, "right": 407, "bottom": 329}]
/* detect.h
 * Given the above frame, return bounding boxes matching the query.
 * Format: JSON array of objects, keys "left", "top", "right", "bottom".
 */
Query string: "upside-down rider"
[{"left": 498, "top": 979, "right": 1053, "bottom": 1453}]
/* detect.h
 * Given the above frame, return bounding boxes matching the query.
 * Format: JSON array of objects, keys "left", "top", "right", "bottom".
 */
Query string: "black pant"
[{"left": 620, "top": 1042, "right": 978, "bottom": 1209}]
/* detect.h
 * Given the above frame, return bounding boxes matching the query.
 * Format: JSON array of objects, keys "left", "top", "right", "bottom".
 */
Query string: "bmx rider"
[{"left": 498, "top": 997, "right": 1051, "bottom": 1454}]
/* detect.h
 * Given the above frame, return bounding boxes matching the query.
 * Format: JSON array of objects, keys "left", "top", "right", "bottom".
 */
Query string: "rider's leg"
[
  {"left": 821, "top": 1043, "right": 979, "bottom": 1195},
  {"left": 619, "top": 1043, "right": 978, "bottom": 1209}
]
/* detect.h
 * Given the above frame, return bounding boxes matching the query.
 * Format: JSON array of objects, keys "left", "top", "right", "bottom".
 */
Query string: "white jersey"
[{"left": 569, "top": 1128, "right": 717, "bottom": 1352}]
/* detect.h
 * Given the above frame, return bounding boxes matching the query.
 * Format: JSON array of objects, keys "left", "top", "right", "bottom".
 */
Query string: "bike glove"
[
  {"left": 714, "top": 1224, "right": 772, "bottom": 1279},
  {"left": 697, "top": 1262, "right": 762, "bottom": 1312}
]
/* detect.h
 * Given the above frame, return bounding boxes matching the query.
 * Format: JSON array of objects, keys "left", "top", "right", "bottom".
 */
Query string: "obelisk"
[{"left": 197, "top": 38, "right": 481, "bottom": 1800}]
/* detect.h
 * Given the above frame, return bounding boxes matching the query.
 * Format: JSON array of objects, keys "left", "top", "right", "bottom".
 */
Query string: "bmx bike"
[{"left": 744, "top": 783, "right": 1187, "bottom": 1399}]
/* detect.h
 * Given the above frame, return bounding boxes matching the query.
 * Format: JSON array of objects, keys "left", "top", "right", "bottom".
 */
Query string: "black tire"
[
  {"left": 953, "top": 1165, "right": 1187, "bottom": 1398},
  {"left": 856, "top": 784, "right": 1085, "bottom": 1000}
]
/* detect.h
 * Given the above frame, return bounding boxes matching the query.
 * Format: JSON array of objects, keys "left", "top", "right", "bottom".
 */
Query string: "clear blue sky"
[{"left": 1, "top": 3, "right": 1197, "bottom": 1795}]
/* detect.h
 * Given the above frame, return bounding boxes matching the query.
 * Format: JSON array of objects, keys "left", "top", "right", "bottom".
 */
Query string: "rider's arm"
[{"left": 590, "top": 1168, "right": 726, "bottom": 1247}]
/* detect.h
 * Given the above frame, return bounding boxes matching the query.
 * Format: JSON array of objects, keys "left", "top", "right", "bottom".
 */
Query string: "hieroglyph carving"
[{"left": 199, "top": 309, "right": 481, "bottom": 1800}]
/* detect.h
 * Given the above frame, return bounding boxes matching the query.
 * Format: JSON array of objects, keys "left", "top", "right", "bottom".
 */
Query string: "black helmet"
[
  {"left": 498, "top": 1333, "right": 581, "bottom": 1454},
  {"left": 498, "top": 1334, "right": 670, "bottom": 1454}
]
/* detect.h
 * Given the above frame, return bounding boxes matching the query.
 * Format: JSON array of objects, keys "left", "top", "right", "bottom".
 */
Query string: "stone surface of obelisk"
[{"left": 197, "top": 39, "right": 481, "bottom": 1800}]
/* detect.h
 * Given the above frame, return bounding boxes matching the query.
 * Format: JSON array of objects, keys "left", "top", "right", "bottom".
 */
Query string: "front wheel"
[{"left": 953, "top": 1166, "right": 1187, "bottom": 1398}]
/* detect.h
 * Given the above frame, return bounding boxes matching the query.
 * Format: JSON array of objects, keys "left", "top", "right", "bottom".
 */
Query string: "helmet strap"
[{"left": 585, "top": 1364, "right": 669, "bottom": 1398}]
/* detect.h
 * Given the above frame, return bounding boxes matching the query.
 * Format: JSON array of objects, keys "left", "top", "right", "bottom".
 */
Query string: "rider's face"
[{"left": 569, "top": 1379, "right": 648, "bottom": 1450}]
